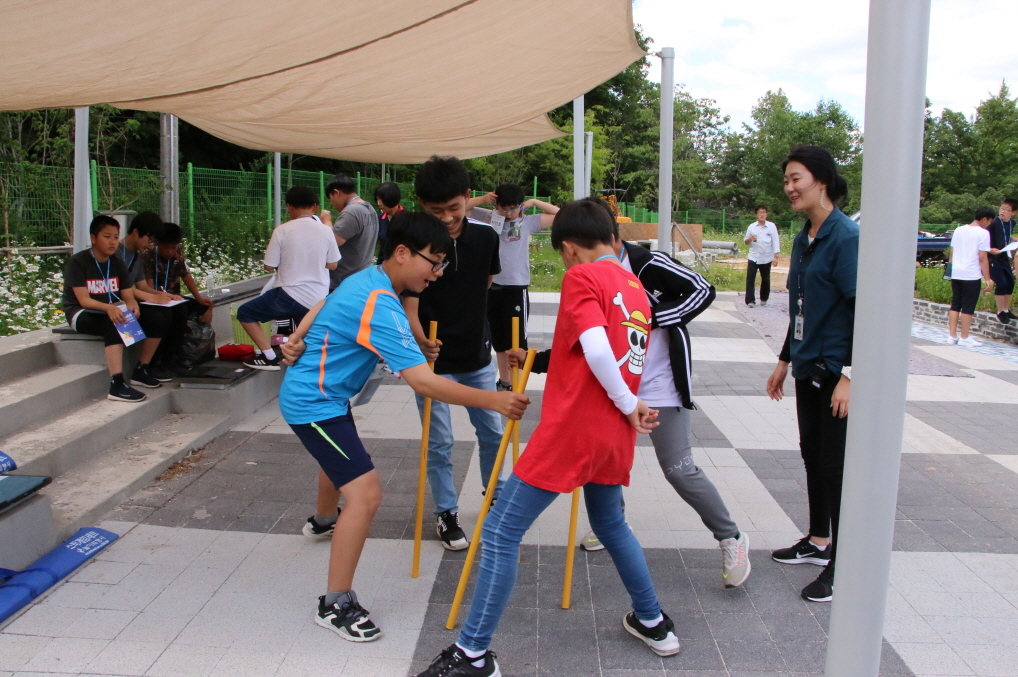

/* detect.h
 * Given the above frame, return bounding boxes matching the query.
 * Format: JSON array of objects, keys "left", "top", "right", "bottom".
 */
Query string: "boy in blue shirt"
[{"left": 279, "top": 211, "right": 529, "bottom": 643}]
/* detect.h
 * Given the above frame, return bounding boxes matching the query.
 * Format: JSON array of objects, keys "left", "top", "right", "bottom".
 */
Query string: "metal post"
[
  {"left": 573, "top": 96, "right": 584, "bottom": 200},
  {"left": 825, "top": 2, "right": 931, "bottom": 676},
  {"left": 381, "top": 163, "right": 386, "bottom": 183},
  {"left": 657, "top": 47, "right": 675, "bottom": 253},
  {"left": 584, "top": 131, "right": 594, "bottom": 198},
  {"left": 266, "top": 163, "right": 272, "bottom": 224},
  {"left": 356, "top": 171, "right": 362, "bottom": 196},
  {"left": 273, "top": 152, "right": 281, "bottom": 227},
  {"left": 89, "top": 160, "right": 98, "bottom": 214},
  {"left": 186, "top": 162, "right": 194, "bottom": 238},
  {"left": 72, "top": 107, "right": 92, "bottom": 253},
  {"left": 319, "top": 171, "right": 325, "bottom": 208},
  {"left": 159, "top": 113, "right": 180, "bottom": 223}
]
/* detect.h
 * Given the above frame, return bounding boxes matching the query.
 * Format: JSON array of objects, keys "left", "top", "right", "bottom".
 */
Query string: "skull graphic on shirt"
[{"left": 612, "top": 292, "right": 651, "bottom": 375}]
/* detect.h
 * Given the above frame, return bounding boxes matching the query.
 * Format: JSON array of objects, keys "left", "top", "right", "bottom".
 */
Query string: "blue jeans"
[
  {"left": 458, "top": 474, "right": 662, "bottom": 652},
  {"left": 415, "top": 362, "right": 505, "bottom": 514}
]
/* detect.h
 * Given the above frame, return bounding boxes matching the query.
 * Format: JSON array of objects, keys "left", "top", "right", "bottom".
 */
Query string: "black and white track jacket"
[{"left": 531, "top": 242, "right": 715, "bottom": 409}]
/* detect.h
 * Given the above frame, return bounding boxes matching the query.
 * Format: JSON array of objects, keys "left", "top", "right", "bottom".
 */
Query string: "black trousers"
[
  {"left": 794, "top": 376, "right": 847, "bottom": 564},
  {"left": 745, "top": 260, "right": 772, "bottom": 304},
  {"left": 145, "top": 300, "right": 201, "bottom": 365}
]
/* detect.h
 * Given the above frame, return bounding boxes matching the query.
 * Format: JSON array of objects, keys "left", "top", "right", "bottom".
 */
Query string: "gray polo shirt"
[
  {"left": 329, "top": 199, "right": 379, "bottom": 290},
  {"left": 470, "top": 207, "right": 544, "bottom": 286},
  {"left": 116, "top": 243, "right": 147, "bottom": 287}
]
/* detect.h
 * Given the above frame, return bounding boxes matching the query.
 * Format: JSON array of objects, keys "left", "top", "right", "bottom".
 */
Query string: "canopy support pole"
[
  {"left": 274, "top": 152, "right": 282, "bottom": 228},
  {"left": 825, "top": 2, "right": 931, "bottom": 675},
  {"left": 573, "top": 97, "right": 584, "bottom": 200},
  {"left": 584, "top": 131, "right": 593, "bottom": 198},
  {"left": 159, "top": 113, "right": 180, "bottom": 224},
  {"left": 72, "top": 107, "right": 92, "bottom": 253},
  {"left": 656, "top": 47, "right": 674, "bottom": 253}
]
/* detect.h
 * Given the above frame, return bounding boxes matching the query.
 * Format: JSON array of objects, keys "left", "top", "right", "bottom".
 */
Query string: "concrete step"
[
  {"left": 0, "top": 329, "right": 57, "bottom": 387},
  {"left": 0, "top": 384, "right": 176, "bottom": 478},
  {"left": 42, "top": 411, "right": 230, "bottom": 539},
  {"left": 0, "top": 363, "right": 110, "bottom": 439}
]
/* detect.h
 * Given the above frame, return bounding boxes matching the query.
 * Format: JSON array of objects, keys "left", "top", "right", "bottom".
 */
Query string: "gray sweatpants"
[{"left": 649, "top": 406, "right": 739, "bottom": 541}]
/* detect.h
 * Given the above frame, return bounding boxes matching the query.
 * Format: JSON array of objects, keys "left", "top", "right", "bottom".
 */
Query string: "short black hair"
[
  {"left": 159, "top": 222, "right": 183, "bottom": 245},
  {"left": 551, "top": 199, "right": 615, "bottom": 251},
  {"left": 89, "top": 214, "right": 120, "bottom": 237},
  {"left": 754, "top": 204, "right": 768, "bottom": 213},
  {"left": 128, "top": 210, "right": 162, "bottom": 238},
  {"left": 1002, "top": 198, "right": 1018, "bottom": 212},
  {"left": 495, "top": 183, "right": 525, "bottom": 207},
  {"left": 381, "top": 211, "right": 452, "bottom": 261},
  {"left": 286, "top": 186, "right": 319, "bottom": 209},
  {"left": 782, "top": 145, "right": 848, "bottom": 205},
  {"left": 415, "top": 155, "right": 470, "bottom": 204},
  {"left": 374, "top": 182, "right": 402, "bottom": 208},
  {"left": 326, "top": 174, "right": 356, "bottom": 196},
  {"left": 586, "top": 197, "right": 618, "bottom": 239},
  {"left": 975, "top": 206, "right": 997, "bottom": 222}
]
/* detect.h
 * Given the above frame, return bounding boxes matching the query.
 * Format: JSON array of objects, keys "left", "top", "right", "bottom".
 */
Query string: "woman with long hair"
[{"left": 766, "top": 145, "right": 859, "bottom": 603}]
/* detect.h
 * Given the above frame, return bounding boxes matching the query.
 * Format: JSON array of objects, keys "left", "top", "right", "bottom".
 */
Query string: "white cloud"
[{"left": 633, "top": 0, "right": 1018, "bottom": 130}]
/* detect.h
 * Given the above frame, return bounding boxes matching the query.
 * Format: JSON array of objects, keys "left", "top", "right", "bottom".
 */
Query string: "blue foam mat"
[{"left": 0, "top": 527, "right": 119, "bottom": 623}]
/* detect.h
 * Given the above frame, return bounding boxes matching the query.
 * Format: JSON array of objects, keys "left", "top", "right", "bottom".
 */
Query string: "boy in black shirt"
[
  {"left": 402, "top": 156, "right": 502, "bottom": 550},
  {"left": 62, "top": 215, "right": 155, "bottom": 402},
  {"left": 987, "top": 198, "right": 1017, "bottom": 324}
]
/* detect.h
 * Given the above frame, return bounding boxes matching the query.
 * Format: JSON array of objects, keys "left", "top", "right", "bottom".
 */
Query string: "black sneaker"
[
  {"left": 146, "top": 365, "right": 175, "bottom": 382},
  {"left": 108, "top": 380, "right": 147, "bottom": 403},
  {"left": 130, "top": 364, "right": 164, "bottom": 389},
  {"left": 623, "top": 611, "right": 681, "bottom": 657},
  {"left": 415, "top": 644, "right": 500, "bottom": 677},
  {"left": 801, "top": 564, "right": 835, "bottom": 602},
  {"left": 998, "top": 311, "right": 1013, "bottom": 325},
  {"left": 302, "top": 509, "right": 341, "bottom": 540},
  {"left": 436, "top": 510, "right": 468, "bottom": 550},
  {"left": 315, "top": 593, "right": 381, "bottom": 642},
  {"left": 771, "top": 535, "right": 831, "bottom": 566},
  {"left": 243, "top": 353, "right": 282, "bottom": 371},
  {"left": 495, "top": 379, "right": 513, "bottom": 392}
]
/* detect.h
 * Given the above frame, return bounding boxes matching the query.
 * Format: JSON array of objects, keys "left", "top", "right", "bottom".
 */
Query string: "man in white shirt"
[
  {"left": 743, "top": 205, "right": 781, "bottom": 307},
  {"left": 240, "top": 186, "right": 341, "bottom": 370},
  {"left": 948, "top": 206, "right": 995, "bottom": 347}
]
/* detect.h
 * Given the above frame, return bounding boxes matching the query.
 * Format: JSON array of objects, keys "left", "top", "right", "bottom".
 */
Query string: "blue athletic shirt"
[{"left": 279, "top": 266, "right": 426, "bottom": 425}]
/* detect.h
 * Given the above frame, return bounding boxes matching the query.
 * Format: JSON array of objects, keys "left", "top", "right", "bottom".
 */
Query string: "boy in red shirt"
[{"left": 416, "top": 199, "right": 680, "bottom": 677}]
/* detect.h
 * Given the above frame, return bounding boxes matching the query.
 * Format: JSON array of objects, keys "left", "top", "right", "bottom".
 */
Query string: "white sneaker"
[
  {"left": 579, "top": 529, "right": 605, "bottom": 551},
  {"left": 958, "top": 336, "right": 982, "bottom": 347},
  {"left": 719, "top": 532, "right": 751, "bottom": 588},
  {"left": 948, "top": 336, "right": 959, "bottom": 345}
]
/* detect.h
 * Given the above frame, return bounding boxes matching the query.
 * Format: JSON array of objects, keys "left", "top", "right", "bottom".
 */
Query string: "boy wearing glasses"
[
  {"left": 401, "top": 156, "right": 504, "bottom": 551},
  {"left": 470, "top": 184, "right": 558, "bottom": 389}
]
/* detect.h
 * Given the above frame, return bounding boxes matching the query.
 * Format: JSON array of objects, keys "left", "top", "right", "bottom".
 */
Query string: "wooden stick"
[
  {"left": 446, "top": 348, "right": 537, "bottom": 629},
  {"left": 411, "top": 321, "right": 438, "bottom": 579},
  {"left": 561, "top": 488, "right": 582, "bottom": 609},
  {"left": 511, "top": 316, "right": 520, "bottom": 467}
]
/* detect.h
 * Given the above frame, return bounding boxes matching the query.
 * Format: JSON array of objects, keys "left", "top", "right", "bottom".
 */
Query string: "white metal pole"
[
  {"left": 825, "top": 2, "right": 931, "bottom": 676},
  {"left": 274, "top": 152, "right": 282, "bottom": 227},
  {"left": 72, "top": 107, "right": 92, "bottom": 253},
  {"left": 584, "top": 131, "right": 594, "bottom": 198},
  {"left": 159, "top": 113, "right": 178, "bottom": 223},
  {"left": 657, "top": 47, "right": 675, "bottom": 253},
  {"left": 170, "top": 115, "right": 180, "bottom": 224},
  {"left": 573, "top": 96, "right": 584, "bottom": 200}
]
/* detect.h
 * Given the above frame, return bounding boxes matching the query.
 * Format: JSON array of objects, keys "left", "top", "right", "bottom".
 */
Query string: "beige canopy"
[{"left": 0, "top": 0, "right": 644, "bottom": 162}]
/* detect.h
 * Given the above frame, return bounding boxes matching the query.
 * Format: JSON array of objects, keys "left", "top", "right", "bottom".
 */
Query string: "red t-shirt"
[{"left": 514, "top": 259, "right": 652, "bottom": 493}]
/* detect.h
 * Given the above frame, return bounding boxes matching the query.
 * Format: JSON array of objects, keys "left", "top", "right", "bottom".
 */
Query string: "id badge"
[{"left": 793, "top": 312, "right": 804, "bottom": 341}]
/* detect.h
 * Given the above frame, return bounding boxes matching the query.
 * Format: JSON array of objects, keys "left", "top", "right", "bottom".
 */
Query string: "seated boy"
[
  {"left": 416, "top": 200, "right": 679, "bottom": 677},
  {"left": 141, "top": 222, "right": 213, "bottom": 371},
  {"left": 240, "top": 186, "right": 340, "bottom": 370},
  {"left": 62, "top": 215, "right": 152, "bottom": 402},
  {"left": 278, "top": 211, "right": 529, "bottom": 642}
]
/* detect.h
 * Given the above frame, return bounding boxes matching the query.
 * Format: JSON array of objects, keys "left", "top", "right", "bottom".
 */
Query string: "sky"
[{"left": 633, "top": 0, "right": 1018, "bottom": 131}]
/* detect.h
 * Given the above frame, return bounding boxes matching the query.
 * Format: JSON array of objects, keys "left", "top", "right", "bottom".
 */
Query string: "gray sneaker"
[
  {"left": 579, "top": 529, "right": 605, "bottom": 551},
  {"left": 720, "top": 532, "right": 751, "bottom": 588}
]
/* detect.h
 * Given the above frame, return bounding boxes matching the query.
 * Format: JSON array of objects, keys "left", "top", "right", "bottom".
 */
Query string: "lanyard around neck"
[
  {"left": 90, "top": 251, "right": 120, "bottom": 305},
  {"left": 594, "top": 253, "right": 617, "bottom": 263},
  {"left": 155, "top": 247, "right": 172, "bottom": 292}
]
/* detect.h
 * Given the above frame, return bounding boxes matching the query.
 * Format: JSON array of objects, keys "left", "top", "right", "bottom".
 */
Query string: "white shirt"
[
  {"left": 620, "top": 250, "right": 681, "bottom": 407},
  {"left": 745, "top": 221, "right": 781, "bottom": 264},
  {"left": 949, "top": 223, "right": 991, "bottom": 281},
  {"left": 264, "top": 216, "right": 341, "bottom": 309}
]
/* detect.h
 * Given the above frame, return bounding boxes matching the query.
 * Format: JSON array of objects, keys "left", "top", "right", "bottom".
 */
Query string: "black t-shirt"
[
  {"left": 62, "top": 249, "right": 129, "bottom": 320},
  {"left": 988, "top": 217, "right": 1014, "bottom": 265},
  {"left": 410, "top": 219, "right": 500, "bottom": 374}
]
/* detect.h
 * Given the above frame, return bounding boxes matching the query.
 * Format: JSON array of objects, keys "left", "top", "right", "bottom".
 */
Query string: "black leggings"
[
  {"left": 72, "top": 311, "right": 121, "bottom": 347},
  {"left": 745, "top": 261, "right": 771, "bottom": 304},
  {"left": 794, "top": 376, "right": 847, "bottom": 563}
]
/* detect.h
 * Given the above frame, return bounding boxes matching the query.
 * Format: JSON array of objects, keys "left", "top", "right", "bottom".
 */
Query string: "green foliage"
[
  {"left": 528, "top": 238, "right": 566, "bottom": 292},
  {"left": 914, "top": 264, "right": 1017, "bottom": 313}
]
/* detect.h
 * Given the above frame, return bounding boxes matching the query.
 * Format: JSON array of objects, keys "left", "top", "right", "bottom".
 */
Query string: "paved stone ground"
[{"left": 3, "top": 290, "right": 1018, "bottom": 676}]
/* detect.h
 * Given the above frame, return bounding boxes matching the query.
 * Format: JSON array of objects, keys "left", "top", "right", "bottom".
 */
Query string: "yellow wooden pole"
[
  {"left": 446, "top": 348, "right": 536, "bottom": 629},
  {"left": 412, "top": 321, "right": 439, "bottom": 578},
  {"left": 511, "top": 316, "right": 520, "bottom": 467},
  {"left": 561, "top": 488, "right": 582, "bottom": 609}
]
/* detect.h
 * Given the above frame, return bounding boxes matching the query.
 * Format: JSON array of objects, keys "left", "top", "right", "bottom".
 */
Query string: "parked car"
[{"left": 849, "top": 212, "right": 952, "bottom": 263}]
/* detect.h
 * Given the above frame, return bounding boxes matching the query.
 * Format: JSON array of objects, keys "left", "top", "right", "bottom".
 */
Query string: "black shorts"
[
  {"left": 487, "top": 285, "right": 529, "bottom": 352},
  {"left": 950, "top": 279, "right": 981, "bottom": 315},
  {"left": 990, "top": 260, "right": 1015, "bottom": 296},
  {"left": 71, "top": 310, "right": 122, "bottom": 347},
  {"left": 289, "top": 413, "right": 374, "bottom": 489}
]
